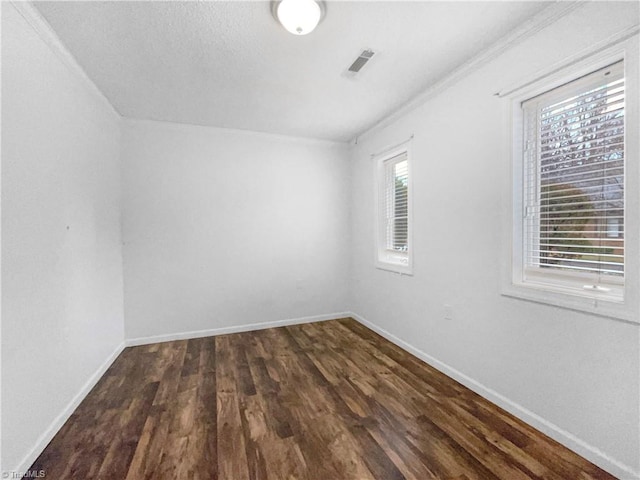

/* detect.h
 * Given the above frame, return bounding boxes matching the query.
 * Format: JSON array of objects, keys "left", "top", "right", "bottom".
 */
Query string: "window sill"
[
  {"left": 501, "top": 282, "right": 638, "bottom": 324},
  {"left": 375, "top": 261, "right": 413, "bottom": 276}
]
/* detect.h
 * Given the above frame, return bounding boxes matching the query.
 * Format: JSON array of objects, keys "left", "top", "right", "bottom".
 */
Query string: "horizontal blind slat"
[
  {"left": 540, "top": 105, "right": 624, "bottom": 133},
  {"left": 540, "top": 81, "right": 624, "bottom": 113}
]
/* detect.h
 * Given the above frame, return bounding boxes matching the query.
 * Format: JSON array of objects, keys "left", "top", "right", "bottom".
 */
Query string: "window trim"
[
  {"left": 374, "top": 140, "right": 413, "bottom": 275},
  {"left": 501, "top": 37, "right": 639, "bottom": 323},
  {"left": 521, "top": 62, "right": 625, "bottom": 301}
]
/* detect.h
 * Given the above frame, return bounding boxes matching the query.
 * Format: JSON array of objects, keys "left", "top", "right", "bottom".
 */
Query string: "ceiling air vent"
[{"left": 348, "top": 49, "right": 375, "bottom": 74}]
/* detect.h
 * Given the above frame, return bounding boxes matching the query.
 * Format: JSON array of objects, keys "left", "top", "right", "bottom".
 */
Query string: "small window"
[
  {"left": 518, "top": 61, "right": 625, "bottom": 301},
  {"left": 375, "top": 144, "right": 412, "bottom": 274}
]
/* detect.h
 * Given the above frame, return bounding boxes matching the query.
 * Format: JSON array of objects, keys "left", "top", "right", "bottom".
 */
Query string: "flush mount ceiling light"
[{"left": 271, "top": 0, "right": 326, "bottom": 36}]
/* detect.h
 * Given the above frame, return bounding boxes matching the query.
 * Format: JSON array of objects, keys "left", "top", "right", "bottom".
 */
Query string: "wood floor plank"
[{"left": 29, "top": 319, "right": 618, "bottom": 480}]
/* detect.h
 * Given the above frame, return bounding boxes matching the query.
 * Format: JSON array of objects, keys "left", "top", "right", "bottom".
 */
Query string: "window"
[
  {"left": 505, "top": 38, "right": 640, "bottom": 322},
  {"left": 375, "top": 143, "right": 412, "bottom": 274},
  {"left": 521, "top": 62, "right": 625, "bottom": 300}
]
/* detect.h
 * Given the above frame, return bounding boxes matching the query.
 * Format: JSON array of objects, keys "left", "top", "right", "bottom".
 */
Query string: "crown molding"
[
  {"left": 351, "top": 1, "right": 583, "bottom": 144},
  {"left": 124, "top": 118, "right": 349, "bottom": 148},
  {"left": 9, "top": 1, "right": 121, "bottom": 122},
  {"left": 496, "top": 23, "right": 639, "bottom": 99}
]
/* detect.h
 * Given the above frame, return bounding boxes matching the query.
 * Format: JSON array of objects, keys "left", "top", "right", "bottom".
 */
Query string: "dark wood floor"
[{"left": 31, "top": 318, "right": 616, "bottom": 479}]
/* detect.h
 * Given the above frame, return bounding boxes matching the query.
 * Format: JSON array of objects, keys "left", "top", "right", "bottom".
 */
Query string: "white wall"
[
  {"left": 2, "top": 1, "right": 638, "bottom": 478},
  {"left": 121, "top": 120, "right": 350, "bottom": 340},
  {"left": 349, "top": 3, "right": 639, "bottom": 478},
  {"left": 1, "top": 3, "right": 125, "bottom": 472}
]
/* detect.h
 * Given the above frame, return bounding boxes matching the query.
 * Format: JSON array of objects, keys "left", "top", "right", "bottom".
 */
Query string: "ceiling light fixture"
[{"left": 272, "top": 0, "right": 325, "bottom": 36}]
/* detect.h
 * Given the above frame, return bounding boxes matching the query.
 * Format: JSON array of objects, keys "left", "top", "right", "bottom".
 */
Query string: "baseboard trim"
[
  {"left": 348, "top": 311, "right": 639, "bottom": 480},
  {"left": 10, "top": 312, "right": 350, "bottom": 474},
  {"left": 124, "top": 312, "right": 351, "bottom": 347},
  {"left": 12, "top": 341, "right": 126, "bottom": 476},
  {"left": 13, "top": 313, "right": 635, "bottom": 478}
]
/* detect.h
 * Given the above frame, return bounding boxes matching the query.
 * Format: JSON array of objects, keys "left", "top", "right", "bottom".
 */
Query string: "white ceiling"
[{"left": 34, "top": 1, "right": 550, "bottom": 142}]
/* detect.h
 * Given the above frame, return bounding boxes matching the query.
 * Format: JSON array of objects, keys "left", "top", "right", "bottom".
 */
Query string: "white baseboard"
[
  {"left": 9, "top": 312, "right": 349, "bottom": 475},
  {"left": 124, "top": 312, "right": 351, "bottom": 347},
  {"left": 14, "top": 312, "right": 635, "bottom": 479},
  {"left": 348, "top": 311, "right": 639, "bottom": 480},
  {"left": 12, "top": 341, "right": 126, "bottom": 476}
]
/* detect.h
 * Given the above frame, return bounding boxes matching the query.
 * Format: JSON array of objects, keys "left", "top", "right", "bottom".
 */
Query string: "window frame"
[
  {"left": 522, "top": 62, "right": 625, "bottom": 299},
  {"left": 374, "top": 141, "right": 413, "bottom": 275},
  {"left": 501, "top": 37, "right": 639, "bottom": 323}
]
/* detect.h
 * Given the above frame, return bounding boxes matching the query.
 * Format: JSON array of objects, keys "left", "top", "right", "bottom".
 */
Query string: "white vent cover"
[{"left": 347, "top": 49, "right": 375, "bottom": 74}]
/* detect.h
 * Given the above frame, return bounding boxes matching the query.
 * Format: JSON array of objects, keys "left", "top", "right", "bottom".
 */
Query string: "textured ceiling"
[{"left": 34, "top": 1, "right": 550, "bottom": 142}]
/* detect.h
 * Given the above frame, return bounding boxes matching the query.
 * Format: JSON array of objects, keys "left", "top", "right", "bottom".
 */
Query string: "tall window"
[
  {"left": 376, "top": 145, "right": 412, "bottom": 274},
  {"left": 519, "top": 61, "right": 625, "bottom": 300}
]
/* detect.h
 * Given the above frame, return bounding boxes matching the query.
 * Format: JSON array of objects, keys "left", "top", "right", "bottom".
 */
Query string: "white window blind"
[
  {"left": 383, "top": 154, "right": 409, "bottom": 252},
  {"left": 521, "top": 61, "right": 625, "bottom": 296}
]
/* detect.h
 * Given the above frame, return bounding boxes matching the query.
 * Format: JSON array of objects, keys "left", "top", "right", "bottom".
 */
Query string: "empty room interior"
[{"left": 2, "top": 0, "right": 640, "bottom": 478}]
